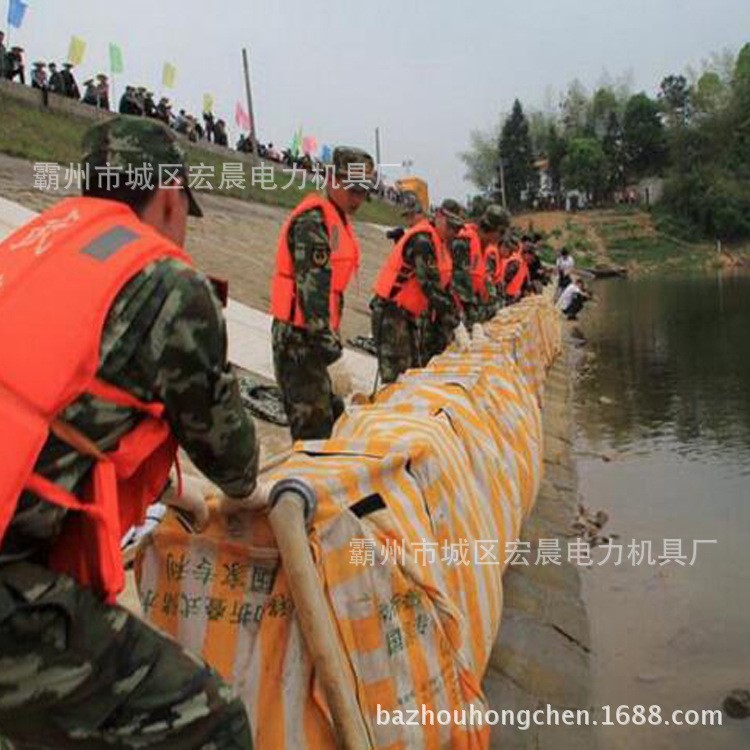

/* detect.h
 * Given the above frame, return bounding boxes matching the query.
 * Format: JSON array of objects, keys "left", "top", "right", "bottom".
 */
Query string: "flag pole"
[
  {"left": 242, "top": 48, "right": 257, "bottom": 153},
  {"left": 6, "top": 0, "right": 12, "bottom": 49}
]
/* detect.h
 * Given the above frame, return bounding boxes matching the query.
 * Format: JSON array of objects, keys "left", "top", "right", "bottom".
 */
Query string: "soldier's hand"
[
  {"left": 471, "top": 322, "right": 488, "bottom": 342},
  {"left": 164, "top": 473, "right": 211, "bottom": 533},
  {"left": 454, "top": 322, "right": 471, "bottom": 352},
  {"left": 217, "top": 479, "right": 274, "bottom": 518}
]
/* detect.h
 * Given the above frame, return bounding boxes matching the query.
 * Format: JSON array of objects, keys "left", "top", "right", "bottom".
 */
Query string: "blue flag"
[
  {"left": 7, "top": 0, "right": 28, "bottom": 29},
  {"left": 320, "top": 145, "right": 332, "bottom": 163}
]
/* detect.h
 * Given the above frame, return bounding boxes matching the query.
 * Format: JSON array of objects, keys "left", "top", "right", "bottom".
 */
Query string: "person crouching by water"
[{"left": 556, "top": 275, "right": 590, "bottom": 320}]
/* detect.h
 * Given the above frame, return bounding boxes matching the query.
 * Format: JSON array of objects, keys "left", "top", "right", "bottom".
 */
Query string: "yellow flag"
[
  {"left": 162, "top": 62, "right": 177, "bottom": 89},
  {"left": 203, "top": 93, "right": 214, "bottom": 113},
  {"left": 67, "top": 35, "right": 86, "bottom": 66}
]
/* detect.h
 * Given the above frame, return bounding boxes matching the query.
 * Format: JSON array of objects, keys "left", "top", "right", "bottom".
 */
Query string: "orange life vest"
[
  {"left": 458, "top": 223, "right": 487, "bottom": 300},
  {"left": 0, "top": 197, "right": 191, "bottom": 603},
  {"left": 373, "top": 219, "right": 452, "bottom": 317},
  {"left": 504, "top": 248, "right": 530, "bottom": 300},
  {"left": 270, "top": 193, "right": 360, "bottom": 331}
]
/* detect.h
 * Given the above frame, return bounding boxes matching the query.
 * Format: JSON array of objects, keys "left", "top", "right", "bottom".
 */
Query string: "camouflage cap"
[
  {"left": 437, "top": 198, "right": 465, "bottom": 229},
  {"left": 82, "top": 116, "right": 203, "bottom": 217},
  {"left": 333, "top": 146, "right": 376, "bottom": 192},
  {"left": 479, "top": 204, "right": 510, "bottom": 232}
]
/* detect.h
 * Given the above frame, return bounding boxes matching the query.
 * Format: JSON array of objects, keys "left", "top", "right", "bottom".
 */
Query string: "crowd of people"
[{"left": 1, "top": 35, "right": 416, "bottom": 207}]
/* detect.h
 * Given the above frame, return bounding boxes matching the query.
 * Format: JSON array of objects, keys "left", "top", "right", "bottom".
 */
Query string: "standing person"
[
  {"left": 61, "top": 63, "right": 80, "bottom": 99},
  {"left": 0, "top": 117, "right": 260, "bottom": 748},
  {"left": 371, "top": 199, "right": 465, "bottom": 383},
  {"left": 450, "top": 205, "right": 508, "bottom": 334},
  {"left": 474, "top": 205, "right": 510, "bottom": 324},
  {"left": 502, "top": 236, "right": 530, "bottom": 304},
  {"left": 81, "top": 78, "right": 98, "bottom": 106},
  {"left": 96, "top": 73, "right": 110, "bottom": 110},
  {"left": 30, "top": 61, "right": 49, "bottom": 106},
  {"left": 6, "top": 46, "right": 25, "bottom": 84},
  {"left": 48, "top": 62, "right": 65, "bottom": 95},
  {"left": 522, "top": 237, "right": 547, "bottom": 294},
  {"left": 271, "top": 147, "right": 375, "bottom": 440},
  {"left": 556, "top": 247, "right": 575, "bottom": 292}
]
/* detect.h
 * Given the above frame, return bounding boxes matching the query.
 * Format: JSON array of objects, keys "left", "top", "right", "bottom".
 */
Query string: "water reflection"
[{"left": 575, "top": 273, "right": 750, "bottom": 463}]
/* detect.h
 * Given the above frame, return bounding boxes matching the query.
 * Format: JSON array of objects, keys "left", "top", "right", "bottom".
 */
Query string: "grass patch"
[{"left": 0, "top": 91, "right": 402, "bottom": 225}]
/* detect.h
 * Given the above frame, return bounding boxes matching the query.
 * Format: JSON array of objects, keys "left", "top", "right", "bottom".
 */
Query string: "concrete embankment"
[{"left": 484, "top": 339, "right": 596, "bottom": 750}]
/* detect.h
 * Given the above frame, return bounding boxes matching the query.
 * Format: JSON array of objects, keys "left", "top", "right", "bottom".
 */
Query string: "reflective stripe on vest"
[
  {"left": 270, "top": 193, "right": 360, "bottom": 331},
  {"left": 373, "top": 219, "right": 452, "bottom": 317},
  {"left": 0, "top": 196, "right": 191, "bottom": 602}
]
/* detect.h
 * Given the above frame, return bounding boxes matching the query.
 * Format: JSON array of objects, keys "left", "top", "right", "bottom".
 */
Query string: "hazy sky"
[{"left": 6, "top": 0, "right": 750, "bottom": 201}]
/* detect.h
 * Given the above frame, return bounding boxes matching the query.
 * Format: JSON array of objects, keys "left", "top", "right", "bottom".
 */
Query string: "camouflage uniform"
[
  {"left": 448, "top": 232, "right": 479, "bottom": 328},
  {"left": 372, "top": 203, "right": 462, "bottom": 382},
  {"left": 0, "top": 118, "right": 256, "bottom": 749},
  {"left": 271, "top": 204, "right": 345, "bottom": 440},
  {"left": 272, "top": 147, "right": 374, "bottom": 440},
  {"left": 477, "top": 205, "right": 510, "bottom": 323}
]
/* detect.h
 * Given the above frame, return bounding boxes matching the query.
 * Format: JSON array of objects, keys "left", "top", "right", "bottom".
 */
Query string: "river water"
[{"left": 573, "top": 274, "right": 750, "bottom": 749}]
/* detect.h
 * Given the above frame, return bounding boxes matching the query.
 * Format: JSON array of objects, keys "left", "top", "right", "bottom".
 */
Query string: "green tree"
[
  {"left": 602, "top": 111, "right": 626, "bottom": 194},
  {"left": 499, "top": 99, "right": 537, "bottom": 209},
  {"left": 546, "top": 124, "right": 567, "bottom": 196},
  {"left": 459, "top": 127, "right": 500, "bottom": 194},
  {"left": 561, "top": 137, "right": 608, "bottom": 201},
  {"left": 658, "top": 74, "right": 692, "bottom": 127},
  {"left": 622, "top": 93, "right": 668, "bottom": 179}
]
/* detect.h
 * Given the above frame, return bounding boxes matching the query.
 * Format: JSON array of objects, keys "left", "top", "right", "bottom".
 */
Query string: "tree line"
[{"left": 460, "top": 43, "right": 750, "bottom": 242}]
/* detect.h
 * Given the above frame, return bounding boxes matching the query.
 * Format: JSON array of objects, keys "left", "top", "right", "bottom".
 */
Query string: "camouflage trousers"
[
  {"left": 272, "top": 326, "right": 344, "bottom": 441},
  {"left": 0, "top": 562, "right": 252, "bottom": 749},
  {"left": 370, "top": 299, "right": 419, "bottom": 384}
]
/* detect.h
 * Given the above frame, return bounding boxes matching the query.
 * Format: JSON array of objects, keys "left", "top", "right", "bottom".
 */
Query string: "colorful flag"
[
  {"left": 289, "top": 126, "right": 303, "bottom": 158},
  {"left": 302, "top": 136, "right": 318, "bottom": 156},
  {"left": 203, "top": 93, "right": 214, "bottom": 113},
  {"left": 320, "top": 145, "right": 333, "bottom": 163},
  {"left": 162, "top": 62, "right": 177, "bottom": 89},
  {"left": 234, "top": 102, "right": 251, "bottom": 130},
  {"left": 7, "top": 0, "right": 28, "bottom": 29},
  {"left": 109, "top": 43, "right": 124, "bottom": 74},
  {"left": 67, "top": 36, "right": 87, "bottom": 66}
]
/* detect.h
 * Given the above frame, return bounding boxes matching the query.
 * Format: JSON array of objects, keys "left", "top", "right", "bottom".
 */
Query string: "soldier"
[
  {"left": 371, "top": 198, "right": 465, "bottom": 383},
  {"left": 474, "top": 205, "right": 510, "bottom": 324},
  {"left": 0, "top": 117, "right": 259, "bottom": 748},
  {"left": 502, "top": 233, "right": 531, "bottom": 304},
  {"left": 48, "top": 62, "right": 65, "bottom": 95},
  {"left": 61, "top": 62, "right": 80, "bottom": 99},
  {"left": 270, "top": 147, "right": 375, "bottom": 440}
]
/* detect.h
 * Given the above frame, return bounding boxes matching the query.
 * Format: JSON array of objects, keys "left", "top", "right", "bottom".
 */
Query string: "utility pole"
[
  {"left": 242, "top": 48, "right": 258, "bottom": 153},
  {"left": 374, "top": 127, "right": 381, "bottom": 169}
]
